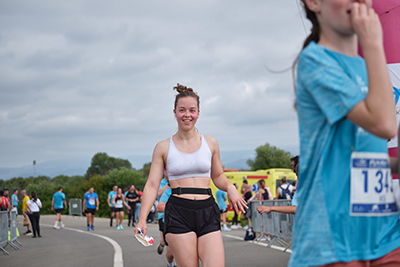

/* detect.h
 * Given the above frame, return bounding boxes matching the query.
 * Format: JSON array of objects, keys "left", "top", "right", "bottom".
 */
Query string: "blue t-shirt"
[
  {"left": 158, "top": 178, "right": 168, "bottom": 201},
  {"left": 11, "top": 194, "right": 18, "bottom": 207},
  {"left": 215, "top": 190, "right": 227, "bottom": 210},
  {"left": 158, "top": 187, "right": 171, "bottom": 221},
  {"left": 53, "top": 191, "right": 66, "bottom": 209},
  {"left": 290, "top": 41, "right": 400, "bottom": 267},
  {"left": 291, "top": 191, "right": 298, "bottom": 207},
  {"left": 84, "top": 192, "right": 98, "bottom": 209},
  {"left": 108, "top": 191, "right": 117, "bottom": 207}
]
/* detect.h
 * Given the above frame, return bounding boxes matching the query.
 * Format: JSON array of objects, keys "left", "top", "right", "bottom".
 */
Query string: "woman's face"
[
  {"left": 311, "top": 0, "right": 373, "bottom": 36},
  {"left": 174, "top": 96, "right": 199, "bottom": 131},
  {"left": 118, "top": 188, "right": 122, "bottom": 194}
]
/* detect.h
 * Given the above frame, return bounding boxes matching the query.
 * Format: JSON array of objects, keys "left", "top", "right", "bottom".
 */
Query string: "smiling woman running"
[{"left": 134, "top": 84, "right": 247, "bottom": 267}]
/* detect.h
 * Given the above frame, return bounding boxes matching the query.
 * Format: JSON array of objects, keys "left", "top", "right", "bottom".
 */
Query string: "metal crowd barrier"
[
  {"left": 0, "top": 211, "right": 9, "bottom": 255},
  {"left": 69, "top": 198, "right": 83, "bottom": 216},
  {"left": 249, "top": 200, "right": 294, "bottom": 251},
  {"left": 8, "top": 210, "right": 22, "bottom": 250},
  {"left": 0, "top": 210, "right": 22, "bottom": 255}
]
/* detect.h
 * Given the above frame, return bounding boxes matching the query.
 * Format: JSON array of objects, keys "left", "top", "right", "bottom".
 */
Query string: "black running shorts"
[
  {"left": 85, "top": 208, "right": 96, "bottom": 215},
  {"left": 163, "top": 195, "right": 221, "bottom": 245},
  {"left": 158, "top": 218, "right": 164, "bottom": 232},
  {"left": 55, "top": 208, "right": 63, "bottom": 214}
]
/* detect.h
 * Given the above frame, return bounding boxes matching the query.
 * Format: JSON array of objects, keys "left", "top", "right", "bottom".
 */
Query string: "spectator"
[
  {"left": 26, "top": 191, "right": 42, "bottom": 238},
  {"left": 21, "top": 190, "right": 32, "bottom": 235}
]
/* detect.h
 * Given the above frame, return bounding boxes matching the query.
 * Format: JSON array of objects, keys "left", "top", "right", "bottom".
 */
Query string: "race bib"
[
  {"left": 350, "top": 152, "right": 399, "bottom": 216},
  {"left": 89, "top": 199, "right": 95, "bottom": 206},
  {"left": 116, "top": 200, "right": 123, "bottom": 205}
]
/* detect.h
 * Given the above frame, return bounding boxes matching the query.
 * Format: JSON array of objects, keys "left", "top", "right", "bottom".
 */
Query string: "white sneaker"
[
  {"left": 54, "top": 224, "right": 60, "bottom": 229},
  {"left": 223, "top": 226, "right": 231, "bottom": 231},
  {"left": 61, "top": 223, "right": 65, "bottom": 228},
  {"left": 230, "top": 225, "right": 238, "bottom": 229},
  {"left": 243, "top": 225, "right": 249, "bottom": 230},
  {"left": 236, "top": 225, "right": 242, "bottom": 229}
]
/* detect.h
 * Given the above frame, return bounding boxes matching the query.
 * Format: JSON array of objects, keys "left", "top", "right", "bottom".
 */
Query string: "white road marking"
[
  {"left": 222, "top": 234, "right": 292, "bottom": 253},
  {"left": 42, "top": 224, "right": 123, "bottom": 267}
]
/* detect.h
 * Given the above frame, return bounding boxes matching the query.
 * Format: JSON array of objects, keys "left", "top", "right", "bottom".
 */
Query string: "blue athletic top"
[
  {"left": 215, "top": 190, "right": 227, "bottom": 210},
  {"left": 53, "top": 191, "right": 65, "bottom": 209},
  {"left": 84, "top": 192, "right": 98, "bottom": 209},
  {"left": 291, "top": 191, "right": 298, "bottom": 207},
  {"left": 157, "top": 178, "right": 168, "bottom": 201},
  {"left": 108, "top": 191, "right": 117, "bottom": 207},
  {"left": 290, "top": 41, "right": 400, "bottom": 267},
  {"left": 158, "top": 187, "right": 171, "bottom": 221},
  {"left": 11, "top": 194, "right": 18, "bottom": 207}
]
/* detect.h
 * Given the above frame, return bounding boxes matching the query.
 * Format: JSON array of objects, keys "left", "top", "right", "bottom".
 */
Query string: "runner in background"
[
  {"left": 83, "top": 187, "right": 99, "bottom": 231},
  {"left": 156, "top": 183, "right": 177, "bottom": 267},
  {"left": 112, "top": 188, "right": 130, "bottom": 230},
  {"left": 51, "top": 186, "right": 67, "bottom": 229},
  {"left": 107, "top": 185, "right": 118, "bottom": 227},
  {"left": 291, "top": 1, "right": 400, "bottom": 266},
  {"left": 216, "top": 189, "right": 231, "bottom": 231},
  {"left": 230, "top": 183, "right": 242, "bottom": 229},
  {"left": 125, "top": 185, "right": 139, "bottom": 227}
]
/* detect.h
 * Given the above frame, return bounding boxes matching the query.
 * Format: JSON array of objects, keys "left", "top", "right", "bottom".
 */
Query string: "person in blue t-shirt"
[
  {"left": 51, "top": 186, "right": 67, "bottom": 229},
  {"left": 215, "top": 190, "right": 230, "bottom": 231},
  {"left": 107, "top": 185, "right": 118, "bottom": 227},
  {"left": 156, "top": 184, "right": 177, "bottom": 267},
  {"left": 11, "top": 189, "right": 19, "bottom": 215},
  {"left": 83, "top": 187, "right": 99, "bottom": 231},
  {"left": 290, "top": 1, "right": 400, "bottom": 266}
]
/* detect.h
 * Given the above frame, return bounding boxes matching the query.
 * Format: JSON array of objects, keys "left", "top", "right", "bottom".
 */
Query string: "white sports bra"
[{"left": 166, "top": 134, "right": 212, "bottom": 181}]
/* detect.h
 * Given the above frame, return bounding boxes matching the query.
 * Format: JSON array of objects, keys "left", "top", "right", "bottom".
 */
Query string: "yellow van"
[{"left": 210, "top": 168, "right": 297, "bottom": 220}]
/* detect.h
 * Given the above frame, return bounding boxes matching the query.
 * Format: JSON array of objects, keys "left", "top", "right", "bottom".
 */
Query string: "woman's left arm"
[{"left": 207, "top": 135, "right": 248, "bottom": 213}]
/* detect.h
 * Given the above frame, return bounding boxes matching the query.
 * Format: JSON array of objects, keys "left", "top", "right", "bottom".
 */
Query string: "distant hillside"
[{"left": 0, "top": 150, "right": 254, "bottom": 180}]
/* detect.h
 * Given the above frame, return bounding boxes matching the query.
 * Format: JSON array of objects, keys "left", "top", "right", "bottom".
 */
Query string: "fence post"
[
  {"left": 69, "top": 199, "right": 83, "bottom": 216},
  {"left": 7, "top": 210, "right": 21, "bottom": 250}
]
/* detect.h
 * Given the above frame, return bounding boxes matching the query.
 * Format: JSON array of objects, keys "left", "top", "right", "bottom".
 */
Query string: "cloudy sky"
[{"left": 0, "top": 0, "right": 309, "bottom": 169}]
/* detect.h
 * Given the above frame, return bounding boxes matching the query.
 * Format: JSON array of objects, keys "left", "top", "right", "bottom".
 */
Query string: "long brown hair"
[
  {"left": 293, "top": 1, "right": 321, "bottom": 97},
  {"left": 301, "top": 0, "right": 320, "bottom": 49}
]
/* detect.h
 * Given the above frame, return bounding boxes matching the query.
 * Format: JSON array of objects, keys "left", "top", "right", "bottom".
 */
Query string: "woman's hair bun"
[{"left": 173, "top": 83, "right": 193, "bottom": 93}]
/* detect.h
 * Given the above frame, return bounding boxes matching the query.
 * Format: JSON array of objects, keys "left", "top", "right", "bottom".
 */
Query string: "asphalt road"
[{"left": 1, "top": 215, "right": 291, "bottom": 267}]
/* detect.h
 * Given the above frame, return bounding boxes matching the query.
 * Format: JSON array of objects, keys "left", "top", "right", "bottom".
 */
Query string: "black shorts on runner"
[
  {"left": 163, "top": 195, "right": 220, "bottom": 245},
  {"left": 220, "top": 208, "right": 228, "bottom": 213},
  {"left": 115, "top": 207, "right": 124, "bottom": 212},
  {"left": 158, "top": 218, "right": 164, "bottom": 232},
  {"left": 110, "top": 207, "right": 116, "bottom": 213},
  {"left": 55, "top": 208, "right": 63, "bottom": 214},
  {"left": 85, "top": 208, "right": 96, "bottom": 215}
]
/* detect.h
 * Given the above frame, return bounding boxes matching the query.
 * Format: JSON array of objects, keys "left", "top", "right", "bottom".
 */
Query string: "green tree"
[
  {"left": 140, "top": 162, "right": 151, "bottom": 178},
  {"left": 106, "top": 167, "right": 146, "bottom": 191},
  {"left": 247, "top": 143, "right": 292, "bottom": 171},
  {"left": 85, "top": 152, "right": 132, "bottom": 178}
]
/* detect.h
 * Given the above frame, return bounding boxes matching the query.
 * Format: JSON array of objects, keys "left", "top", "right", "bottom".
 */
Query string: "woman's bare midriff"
[{"left": 169, "top": 176, "right": 212, "bottom": 200}]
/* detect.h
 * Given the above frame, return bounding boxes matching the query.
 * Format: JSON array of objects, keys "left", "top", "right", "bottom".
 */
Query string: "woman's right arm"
[
  {"left": 134, "top": 141, "right": 167, "bottom": 236},
  {"left": 346, "top": 4, "right": 396, "bottom": 139}
]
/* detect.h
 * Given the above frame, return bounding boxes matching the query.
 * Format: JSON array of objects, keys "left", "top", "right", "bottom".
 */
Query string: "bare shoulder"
[
  {"left": 153, "top": 138, "right": 170, "bottom": 159},
  {"left": 203, "top": 134, "right": 220, "bottom": 153},
  {"left": 203, "top": 134, "right": 218, "bottom": 147}
]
